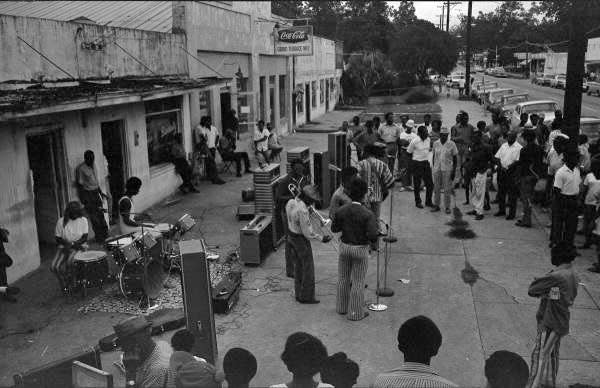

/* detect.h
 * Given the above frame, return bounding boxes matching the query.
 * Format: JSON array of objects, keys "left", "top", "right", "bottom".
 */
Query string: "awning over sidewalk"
[{"left": 0, "top": 76, "right": 230, "bottom": 120}]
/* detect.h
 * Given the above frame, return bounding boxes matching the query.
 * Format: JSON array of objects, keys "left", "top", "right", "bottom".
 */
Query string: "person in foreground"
[
  {"left": 321, "top": 352, "right": 359, "bottom": 388},
  {"left": 373, "top": 315, "right": 457, "bottom": 388},
  {"left": 223, "top": 347, "right": 258, "bottom": 388},
  {"left": 113, "top": 315, "right": 174, "bottom": 388},
  {"left": 286, "top": 185, "right": 332, "bottom": 303},
  {"left": 271, "top": 332, "right": 332, "bottom": 388},
  {"left": 331, "top": 177, "right": 378, "bottom": 321},
  {"left": 527, "top": 241, "right": 578, "bottom": 388},
  {"left": 484, "top": 350, "right": 529, "bottom": 388},
  {"left": 169, "top": 350, "right": 221, "bottom": 388}
]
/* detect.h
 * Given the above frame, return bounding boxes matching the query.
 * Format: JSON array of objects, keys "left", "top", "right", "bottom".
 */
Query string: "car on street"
[
  {"left": 512, "top": 100, "right": 560, "bottom": 125},
  {"left": 492, "top": 93, "right": 530, "bottom": 119},
  {"left": 550, "top": 74, "right": 566, "bottom": 88},
  {"left": 485, "top": 67, "right": 505, "bottom": 76},
  {"left": 583, "top": 78, "right": 589, "bottom": 93},
  {"left": 587, "top": 80, "right": 600, "bottom": 96},
  {"left": 473, "top": 65, "right": 484, "bottom": 73},
  {"left": 485, "top": 88, "right": 514, "bottom": 106},
  {"left": 471, "top": 81, "right": 498, "bottom": 100},
  {"left": 446, "top": 72, "right": 465, "bottom": 88},
  {"left": 580, "top": 117, "right": 600, "bottom": 145},
  {"left": 533, "top": 74, "right": 554, "bottom": 86}
]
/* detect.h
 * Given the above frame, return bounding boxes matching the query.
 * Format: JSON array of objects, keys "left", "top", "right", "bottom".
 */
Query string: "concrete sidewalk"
[{"left": 1, "top": 105, "right": 599, "bottom": 387}]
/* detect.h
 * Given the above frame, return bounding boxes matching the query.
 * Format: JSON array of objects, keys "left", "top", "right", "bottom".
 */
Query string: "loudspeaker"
[
  {"left": 286, "top": 146, "right": 312, "bottom": 183},
  {"left": 328, "top": 132, "right": 349, "bottom": 198},
  {"left": 255, "top": 175, "right": 285, "bottom": 248},
  {"left": 239, "top": 215, "right": 274, "bottom": 265},
  {"left": 179, "top": 240, "right": 217, "bottom": 365},
  {"left": 313, "top": 151, "right": 331, "bottom": 209}
]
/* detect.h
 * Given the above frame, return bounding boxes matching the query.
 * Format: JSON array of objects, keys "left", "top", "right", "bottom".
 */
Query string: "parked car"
[
  {"left": 583, "top": 78, "right": 589, "bottom": 93},
  {"left": 587, "top": 80, "right": 600, "bottom": 96},
  {"left": 535, "top": 74, "right": 554, "bottom": 86},
  {"left": 446, "top": 72, "right": 465, "bottom": 88},
  {"left": 485, "top": 67, "right": 505, "bottom": 76},
  {"left": 493, "top": 93, "right": 529, "bottom": 119},
  {"left": 473, "top": 65, "right": 484, "bottom": 73},
  {"left": 471, "top": 81, "right": 498, "bottom": 100},
  {"left": 486, "top": 88, "right": 514, "bottom": 106},
  {"left": 550, "top": 74, "right": 566, "bottom": 88},
  {"left": 580, "top": 117, "right": 600, "bottom": 145},
  {"left": 512, "top": 100, "right": 560, "bottom": 125}
]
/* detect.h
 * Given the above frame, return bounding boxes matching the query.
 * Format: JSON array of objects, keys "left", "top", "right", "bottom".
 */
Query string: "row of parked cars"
[
  {"left": 531, "top": 73, "right": 600, "bottom": 95},
  {"left": 469, "top": 79, "right": 600, "bottom": 143}
]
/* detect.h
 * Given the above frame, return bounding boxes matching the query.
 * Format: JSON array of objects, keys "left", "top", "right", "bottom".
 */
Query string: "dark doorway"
[
  {"left": 305, "top": 83, "right": 311, "bottom": 123},
  {"left": 27, "top": 130, "right": 68, "bottom": 253},
  {"left": 220, "top": 92, "right": 231, "bottom": 130},
  {"left": 325, "top": 79, "right": 330, "bottom": 111},
  {"left": 101, "top": 120, "right": 127, "bottom": 224}
]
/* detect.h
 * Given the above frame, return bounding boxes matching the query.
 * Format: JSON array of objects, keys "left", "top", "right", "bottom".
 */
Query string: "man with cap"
[
  {"left": 398, "top": 120, "right": 417, "bottom": 190},
  {"left": 170, "top": 350, "right": 222, "bottom": 388},
  {"left": 113, "top": 315, "right": 175, "bottom": 388},
  {"left": 431, "top": 127, "right": 458, "bottom": 214},
  {"left": 285, "top": 185, "right": 332, "bottom": 304}
]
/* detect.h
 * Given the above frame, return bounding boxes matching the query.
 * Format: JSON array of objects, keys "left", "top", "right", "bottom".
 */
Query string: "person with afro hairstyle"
[
  {"left": 223, "top": 347, "right": 257, "bottom": 388},
  {"left": 170, "top": 329, "right": 195, "bottom": 353},
  {"left": 320, "top": 352, "right": 359, "bottom": 388},
  {"left": 484, "top": 350, "right": 529, "bottom": 388},
  {"left": 373, "top": 315, "right": 457, "bottom": 388},
  {"left": 527, "top": 241, "right": 579, "bottom": 388},
  {"left": 271, "top": 332, "right": 332, "bottom": 388}
]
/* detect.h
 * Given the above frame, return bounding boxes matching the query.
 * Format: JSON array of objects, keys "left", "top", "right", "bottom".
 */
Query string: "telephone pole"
[
  {"left": 446, "top": 1, "right": 460, "bottom": 33},
  {"left": 464, "top": 0, "right": 473, "bottom": 96}
]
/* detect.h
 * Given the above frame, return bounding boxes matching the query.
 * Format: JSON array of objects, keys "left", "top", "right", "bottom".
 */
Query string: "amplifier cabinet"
[
  {"left": 240, "top": 215, "right": 274, "bottom": 265},
  {"left": 178, "top": 240, "right": 217, "bottom": 365},
  {"left": 286, "top": 146, "right": 311, "bottom": 183},
  {"left": 328, "top": 132, "right": 349, "bottom": 199},
  {"left": 313, "top": 151, "right": 331, "bottom": 209},
  {"left": 255, "top": 175, "right": 285, "bottom": 248},
  {"left": 253, "top": 163, "right": 280, "bottom": 184}
]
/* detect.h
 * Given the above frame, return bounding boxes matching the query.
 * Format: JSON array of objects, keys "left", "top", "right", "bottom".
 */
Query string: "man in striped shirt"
[
  {"left": 373, "top": 316, "right": 457, "bottom": 388},
  {"left": 357, "top": 144, "right": 395, "bottom": 222}
]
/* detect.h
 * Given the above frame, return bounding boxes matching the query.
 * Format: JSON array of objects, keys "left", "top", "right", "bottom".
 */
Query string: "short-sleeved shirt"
[
  {"left": 432, "top": 139, "right": 458, "bottom": 172},
  {"left": 494, "top": 142, "right": 522, "bottom": 169},
  {"left": 373, "top": 363, "right": 458, "bottom": 388},
  {"left": 518, "top": 143, "right": 544, "bottom": 177},
  {"left": 399, "top": 131, "right": 417, "bottom": 149},
  {"left": 554, "top": 165, "right": 581, "bottom": 196},
  {"left": 547, "top": 147, "right": 564, "bottom": 175},
  {"left": 76, "top": 163, "right": 99, "bottom": 191},
  {"left": 583, "top": 173, "right": 600, "bottom": 205},
  {"left": 254, "top": 128, "right": 270, "bottom": 151},
  {"left": 136, "top": 341, "right": 175, "bottom": 388},
  {"left": 407, "top": 137, "right": 430, "bottom": 161},
  {"left": 357, "top": 157, "right": 394, "bottom": 203},
  {"left": 378, "top": 123, "right": 402, "bottom": 143},
  {"left": 55, "top": 217, "right": 88, "bottom": 243},
  {"left": 202, "top": 126, "right": 219, "bottom": 149}
]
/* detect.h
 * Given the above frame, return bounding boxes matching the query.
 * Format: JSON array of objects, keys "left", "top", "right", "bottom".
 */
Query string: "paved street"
[{"left": 2, "top": 97, "right": 600, "bottom": 387}]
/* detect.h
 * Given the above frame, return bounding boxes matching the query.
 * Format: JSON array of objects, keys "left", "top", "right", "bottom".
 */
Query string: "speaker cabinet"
[
  {"left": 179, "top": 240, "right": 217, "bottom": 365},
  {"left": 313, "top": 151, "right": 331, "bottom": 209},
  {"left": 328, "top": 132, "right": 350, "bottom": 199},
  {"left": 286, "top": 146, "right": 312, "bottom": 183},
  {"left": 239, "top": 215, "right": 274, "bottom": 265}
]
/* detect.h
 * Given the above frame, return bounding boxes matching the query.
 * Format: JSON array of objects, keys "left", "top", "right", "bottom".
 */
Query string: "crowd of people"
[{"left": 113, "top": 313, "right": 535, "bottom": 388}]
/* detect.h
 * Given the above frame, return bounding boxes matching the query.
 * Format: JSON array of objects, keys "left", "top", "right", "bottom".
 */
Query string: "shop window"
[
  {"left": 145, "top": 97, "right": 182, "bottom": 167},
  {"left": 311, "top": 81, "right": 317, "bottom": 108},
  {"left": 320, "top": 79, "right": 325, "bottom": 104},
  {"left": 279, "top": 75, "right": 286, "bottom": 119},
  {"left": 296, "top": 84, "right": 304, "bottom": 113}
]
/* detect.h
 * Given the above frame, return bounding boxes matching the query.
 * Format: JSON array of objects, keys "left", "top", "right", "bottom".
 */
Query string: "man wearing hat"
[
  {"left": 431, "top": 127, "right": 458, "bottom": 214},
  {"left": 113, "top": 315, "right": 175, "bottom": 388},
  {"left": 285, "top": 185, "right": 332, "bottom": 304}
]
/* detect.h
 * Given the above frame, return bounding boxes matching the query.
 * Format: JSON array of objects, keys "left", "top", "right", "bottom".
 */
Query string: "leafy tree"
[
  {"left": 390, "top": 20, "right": 458, "bottom": 81},
  {"left": 344, "top": 51, "right": 394, "bottom": 101},
  {"left": 271, "top": 1, "right": 305, "bottom": 19},
  {"left": 391, "top": 1, "right": 417, "bottom": 27}
]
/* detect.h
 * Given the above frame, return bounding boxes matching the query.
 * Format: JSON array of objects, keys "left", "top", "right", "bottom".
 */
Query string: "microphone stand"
[
  {"left": 368, "top": 238, "right": 387, "bottom": 312},
  {"left": 376, "top": 219, "right": 394, "bottom": 297}
]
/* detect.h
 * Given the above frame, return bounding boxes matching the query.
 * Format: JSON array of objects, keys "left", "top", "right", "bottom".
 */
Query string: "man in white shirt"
[
  {"left": 493, "top": 131, "right": 522, "bottom": 220},
  {"left": 551, "top": 147, "right": 582, "bottom": 249},
  {"left": 398, "top": 120, "right": 417, "bottom": 190},
  {"left": 201, "top": 116, "right": 220, "bottom": 159},
  {"left": 253, "top": 120, "right": 271, "bottom": 167},
  {"left": 407, "top": 126, "right": 433, "bottom": 208},
  {"left": 431, "top": 127, "right": 458, "bottom": 213},
  {"left": 378, "top": 112, "right": 402, "bottom": 174}
]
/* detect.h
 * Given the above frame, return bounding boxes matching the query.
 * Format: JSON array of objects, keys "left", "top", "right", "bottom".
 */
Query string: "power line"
[{"left": 16, "top": 35, "right": 76, "bottom": 80}]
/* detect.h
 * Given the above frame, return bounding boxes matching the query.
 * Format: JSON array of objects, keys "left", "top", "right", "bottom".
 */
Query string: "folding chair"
[{"left": 217, "top": 147, "right": 235, "bottom": 174}]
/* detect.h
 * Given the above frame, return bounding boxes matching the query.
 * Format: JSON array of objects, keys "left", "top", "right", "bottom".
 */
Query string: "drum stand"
[
  {"left": 377, "top": 189, "right": 396, "bottom": 297},
  {"left": 368, "top": 239, "right": 388, "bottom": 312}
]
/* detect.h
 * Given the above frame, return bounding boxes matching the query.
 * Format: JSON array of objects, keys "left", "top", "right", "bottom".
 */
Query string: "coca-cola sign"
[{"left": 278, "top": 28, "right": 309, "bottom": 43}]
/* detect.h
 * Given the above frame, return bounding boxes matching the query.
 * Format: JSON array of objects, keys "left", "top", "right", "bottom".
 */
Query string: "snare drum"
[{"left": 73, "top": 251, "right": 108, "bottom": 296}]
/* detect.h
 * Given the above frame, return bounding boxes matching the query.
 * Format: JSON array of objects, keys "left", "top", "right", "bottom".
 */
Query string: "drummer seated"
[{"left": 51, "top": 201, "right": 89, "bottom": 295}]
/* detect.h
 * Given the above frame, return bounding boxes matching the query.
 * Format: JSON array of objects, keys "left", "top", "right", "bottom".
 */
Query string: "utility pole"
[
  {"left": 446, "top": 0, "right": 450, "bottom": 33},
  {"left": 563, "top": 1, "right": 589, "bottom": 142},
  {"left": 464, "top": 0, "right": 473, "bottom": 97}
]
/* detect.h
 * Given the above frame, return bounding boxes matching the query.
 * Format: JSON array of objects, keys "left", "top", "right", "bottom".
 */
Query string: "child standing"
[{"left": 527, "top": 242, "right": 579, "bottom": 387}]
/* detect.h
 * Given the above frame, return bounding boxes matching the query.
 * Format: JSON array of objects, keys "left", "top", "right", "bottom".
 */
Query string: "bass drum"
[{"left": 119, "top": 258, "right": 166, "bottom": 299}]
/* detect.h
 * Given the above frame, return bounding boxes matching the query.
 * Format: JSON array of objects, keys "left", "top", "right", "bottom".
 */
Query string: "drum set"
[{"left": 70, "top": 214, "right": 197, "bottom": 302}]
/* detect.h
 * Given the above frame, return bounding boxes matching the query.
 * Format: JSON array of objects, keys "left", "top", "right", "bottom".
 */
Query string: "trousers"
[
  {"left": 288, "top": 232, "right": 315, "bottom": 302},
  {"left": 433, "top": 170, "right": 453, "bottom": 209},
  {"left": 551, "top": 194, "right": 578, "bottom": 246},
  {"left": 337, "top": 243, "right": 369, "bottom": 321},
  {"left": 78, "top": 189, "right": 108, "bottom": 242},
  {"left": 582, "top": 204, "right": 597, "bottom": 246},
  {"left": 471, "top": 172, "right": 487, "bottom": 215},
  {"left": 280, "top": 208, "right": 294, "bottom": 277},
  {"left": 412, "top": 160, "right": 433, "bottom": 205},
  {"left": 497, "top": 168, "right": 518, "bottom": 216},
  {"left": 519, "top": 175, "right": 537, "bottom": 225},
  {"left": 173, "top": 157, "right": 194, "bottom": 188}
]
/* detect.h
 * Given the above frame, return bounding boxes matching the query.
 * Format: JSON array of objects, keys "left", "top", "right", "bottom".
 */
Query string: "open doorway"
[
  {"left": 101, "top": 120, "right": 127, "bottom": 224},
  {"left": 325, "top": 79, "right": 330, "bottom": 111},
  {"left": 220, "top": 92, "right": 232, "bottom": 131},
  {"left": 305, "top": 83, "right": 311, "bottom": 123},
  {"left": 27, "top": 129, "right": 68, "bottom": 258}
]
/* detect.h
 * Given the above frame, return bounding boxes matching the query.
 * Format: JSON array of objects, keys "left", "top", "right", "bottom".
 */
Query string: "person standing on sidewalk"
[
  {"left": 452, "top": 112, "right": 475, "bottom": 188},
  {"left": 466, "top": 130, "right": 493, "bottom": 220},
  {"left": 285, "top": 186, "right": 332, "bottom": 304},
  {"left": 408, "top": 126, "right": 434, "bottom": 209},
  {"left": 431, "top": 127, "right": 458, "bottom": 214},
  {"left": 357, "top": 144, "right": 395, "bottom": 222},
  {"left": 516, "top": 129, "right": 544, "bottom": 228},
  {"left": 75, "top": 150, "right": 109, "bottom": 243},
  {"left": 378, "top": 113, "right": 401, "bottom": 175},
  {"left": 398, "top": 120, "right": 418, "bottom": 190},
  {"left": 331, "top": 177, "right": 378, "bottom": 321},
  {"left": 494, "top": 131, "right": 522, "bottom": 220},
  {"left": 527, "top": 241, "right": 578, "bottom": 388},
  {"left": 551, "top": 147, "right": 582, "bottom": 249},
  {"left": 579, "top": 160, "right": 600, "bottom": 249}
]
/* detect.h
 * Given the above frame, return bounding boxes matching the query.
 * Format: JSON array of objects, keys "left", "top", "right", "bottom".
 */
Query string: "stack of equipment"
[{"left": 286, "top": 146, "right": 311, "bottom": 182}]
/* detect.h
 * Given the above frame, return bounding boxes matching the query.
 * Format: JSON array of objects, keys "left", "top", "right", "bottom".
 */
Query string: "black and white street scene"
[{"left": 2, "top": 1, "right": 600, "bottom": 387}]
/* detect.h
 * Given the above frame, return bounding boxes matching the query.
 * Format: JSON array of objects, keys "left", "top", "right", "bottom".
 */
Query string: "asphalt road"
[{"left": 472, "top": 74, "right": 600, "bottom": 117}]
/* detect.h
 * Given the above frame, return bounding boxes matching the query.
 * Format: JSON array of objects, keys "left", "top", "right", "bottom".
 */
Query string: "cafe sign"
[{"left": 275, "top": 26, "right": 313, "bottom": 56}]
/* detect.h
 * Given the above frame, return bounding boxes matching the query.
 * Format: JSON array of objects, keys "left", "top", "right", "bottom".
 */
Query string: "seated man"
[
  {"left": 194, "top": 131, "right": 225, "bottom": 185},
  {"left": 253, "top": 120, "right": 271, "bottom": 167},
  {"left": 267, "top": 122, "right": 284, "bottom": 160},
  {"left": 219, "top": 129, "right": 251, "bottom": 177},
  {"left": 170, "top": 134, "right": 198, "bottom": 193}
]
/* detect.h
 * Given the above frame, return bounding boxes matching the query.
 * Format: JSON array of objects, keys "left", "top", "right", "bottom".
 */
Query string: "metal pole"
[
  {"left": 377, "top": 189, "right": 395, "bottom": 297},
  {"left": 464, "top": 1, "right": 473, "bottom": 96},
  {"left": 446, "top": 0, "right": 450, "bottom": 33},
  {"left": 369, "top": 238, "right": 387, "bottom": 311}
]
